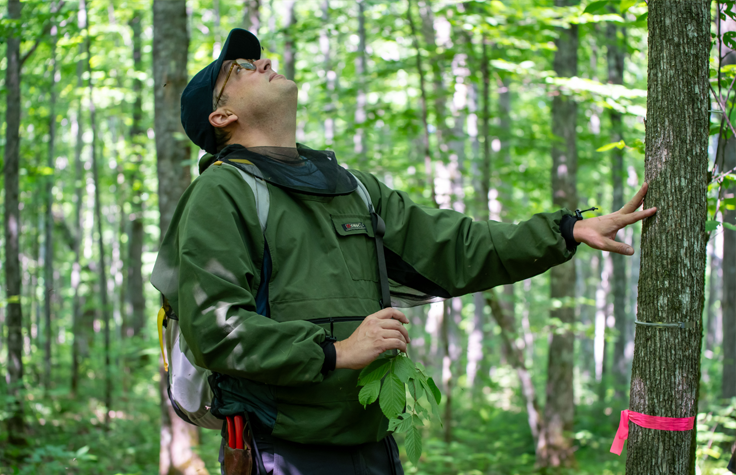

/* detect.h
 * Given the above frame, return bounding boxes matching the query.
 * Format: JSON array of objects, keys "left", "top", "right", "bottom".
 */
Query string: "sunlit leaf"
[
  {"left": 705, "top": 220, "right": 721, "bottom": 232},
  {"left": 583, "top": 1, "right": 609, "bottom": 15},
  {"left": 392, "top": 355, "right": 416, "bottom": 384},
  {"left": 358, "top": 358, "right": 391, "bottom": 386},
  {"left": 596, "top": 140, "right": 626, "bottom": 152},
  {"left": 405, "top": 425, "right": 422, "bottom": 465},
  {"left": 619, "top": 0, "right": 638, "bottom": 13}
]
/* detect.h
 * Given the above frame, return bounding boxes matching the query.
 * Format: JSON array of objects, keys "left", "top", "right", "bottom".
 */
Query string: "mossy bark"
[{"left": 626, "top": 1, "right": 710, "bottom": 474}]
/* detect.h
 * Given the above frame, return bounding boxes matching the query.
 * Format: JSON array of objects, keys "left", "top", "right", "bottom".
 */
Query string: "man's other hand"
[
  {"left": 573, "top": 182, "right": 657, "bottom": 256},
  {"left": 334, "top": 308, "right": 411, "bottom": 370}
]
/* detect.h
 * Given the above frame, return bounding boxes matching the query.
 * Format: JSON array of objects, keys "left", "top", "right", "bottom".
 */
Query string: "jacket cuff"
[
  {"left": 320, "top": 338, "right": 337, "bottom": 376},
  {"left": 560, "top": 214, "right": 580, "bottom": 252}
]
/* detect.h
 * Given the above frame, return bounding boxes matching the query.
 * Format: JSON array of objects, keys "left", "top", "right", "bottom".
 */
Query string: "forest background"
[{"left": 0, "top": 0, "right": 734, "bottom": 474}]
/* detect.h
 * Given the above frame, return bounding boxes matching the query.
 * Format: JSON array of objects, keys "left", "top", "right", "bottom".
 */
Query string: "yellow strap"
[
  {"left": 229, "top": 158, "right": 254, "bottom": 165},
  {"left": 213, "top": 160, "right": 223, "bottom": 166},
  {"left": 157, "top": 307, "right": 168, "bottom": 372}
]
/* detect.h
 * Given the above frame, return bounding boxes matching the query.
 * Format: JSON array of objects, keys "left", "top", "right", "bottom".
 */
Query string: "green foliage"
[{"left": 357, "top": 354, "right": 442, "bottom": 466}]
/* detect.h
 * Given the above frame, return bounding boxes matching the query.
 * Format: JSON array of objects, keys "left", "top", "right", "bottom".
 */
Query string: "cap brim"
[{"left": 210, "top": 29, "right": 262, "bottom": 88}]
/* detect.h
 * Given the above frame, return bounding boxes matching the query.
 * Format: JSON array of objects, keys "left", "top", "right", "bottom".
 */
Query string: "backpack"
[{"left": 155, "top": 159, "right": 389, "bottom": 429}]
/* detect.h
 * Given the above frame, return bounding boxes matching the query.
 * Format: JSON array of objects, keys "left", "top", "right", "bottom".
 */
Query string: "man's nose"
[{"left": 256, "top": 59, "right": 272, "bottom": 73}]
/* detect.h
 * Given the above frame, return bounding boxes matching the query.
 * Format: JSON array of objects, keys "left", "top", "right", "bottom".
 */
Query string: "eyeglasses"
[{"left": 214, "top": 59, "right": 257, "bottom": 109}]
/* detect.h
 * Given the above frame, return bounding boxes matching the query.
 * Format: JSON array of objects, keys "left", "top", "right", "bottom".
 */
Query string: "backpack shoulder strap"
[
  {"left": 348, "top": 172, "right": 391, "bottom": 309},
  {"left": 220, "top": 161, "right": 270, "bottom": 233}
]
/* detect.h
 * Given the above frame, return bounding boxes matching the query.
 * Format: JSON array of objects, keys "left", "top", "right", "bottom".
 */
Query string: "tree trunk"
[
  {"left": 242, "top": 0, "right": 260, "bottom": 32},
  {"left": 626, "top": 2, "right": 709, "bottom": 473},
  {"left": 406, "top": 0, "right": 437, "bottom": 206},
  {"left": 283, "top": 0, "right": 296, "bottom": 81},
  {"left": 487, "top": 291, "right": 543, "bottom": 446},
  {"left": 153, "top": 1, "right": 207, "bottom": 474},
  {"left": 704, "top": 240, "right": 721, "bottom": 354},
  {"left": 354, "top": 0, "right": 367, "bottom": 162},
  {"left": 4, "top": 0, "right": 25, "bottom": 446},
  {"left": 43, "top": 18, "right": 59, "bottom": 392},
  {"left": 320, "top": 0, "right": 335, "bottom": 146},
  {"left": 85, "top": 0, "right": 113, "bottom": 426},
  {"left": 607, "top": 15, "right": 630, "bottom": 396},
  {"left": 127, "top": 12, "right": 146, "bottom": 341},
  {"left": 71, "top": 24, "right": 86, "bottom": 395},
  {"left": 538, "top": 0, "right": 579, "bottom": 468}
]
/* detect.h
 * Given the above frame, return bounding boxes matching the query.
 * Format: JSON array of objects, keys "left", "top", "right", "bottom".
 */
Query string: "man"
[{"left": 157, "top": 28, "right": 656, "bottom": 474}]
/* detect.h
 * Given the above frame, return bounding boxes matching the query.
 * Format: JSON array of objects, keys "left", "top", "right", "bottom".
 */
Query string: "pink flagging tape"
[{"left": 610, "top": 409, "right": 695, "bottom": 455}]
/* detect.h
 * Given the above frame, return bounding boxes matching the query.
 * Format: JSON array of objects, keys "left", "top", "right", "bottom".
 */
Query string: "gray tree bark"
[
  {"left": 283, "top": 0, "right": 297, "bottom": 81},
  {"left": 84, "top": 0, "right": 113, "bottom": 427},
  {"left": 153, "top": 1, "right": 207, "bottom": 473},
  {"left": 626, "top": 2, "right": 710, "bottom": 473},
  {"left": 354, "top": 0, "right": 368, "bottom": 162},
  {"left": 242, "top": 0, "right": 260, "bottom": 32},
  {"left": 4, "top": 0, "right": 26, "bottom": 445},
  {"left": 127, "top": 12, "right": 146, "bottom": 341},
  {"left": 43, "top": 15, "right": 59, "bottom": 392},
  {"left": 607, "top": 12, "right": 630, "bottom": 396},
  {"left": 538, "top": 0, "right": 579, "bottom": 468}
]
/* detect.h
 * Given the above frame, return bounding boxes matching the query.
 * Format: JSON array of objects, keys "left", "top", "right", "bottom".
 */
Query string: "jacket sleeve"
[
  {"left": 176, "top": 165, "right": 327, "bottom": 386},
  {"left": 350, "top": 170, "right": 577, "bottom": 296}
]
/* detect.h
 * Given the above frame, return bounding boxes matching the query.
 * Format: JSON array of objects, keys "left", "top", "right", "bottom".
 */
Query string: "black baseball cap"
[{"left": 181, "top": 28, "right": 261, "bottom": 154}]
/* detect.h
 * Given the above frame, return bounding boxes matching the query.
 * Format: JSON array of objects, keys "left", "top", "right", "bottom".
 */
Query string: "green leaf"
[
  {"left": 379, "top": 374, "right": 406, "bottom": 420},
  {"left": 725, "top": 222, "right": 736, "bottom": 231},
  {"left": 392, "top": 355, "right": 416, "bottom": 383},
  {"left": 388, "top": 413, "right": 413, "bottom": 433},
  {"left": 419, "top": 379, "right": 442, "bottom": 424},
  {"left": 619, "top": 0, "right": 638, "bottom": 13},
  {"left": 596, "top": 140, "right": 625, "bottom": 152},
  {"left": 426, "top": 377, "right": 442, "bottom": 404},
  {"left": 408, "top": 378, "right": 424, "bottom": 402},
  {"left": 706, "top": 220, "right": 721, "bottom": 232},
  {"left": 405, "top": 425, "right": 423, "bottom": 466},
  {"left": 358, "top": 358, "right": 391, "bottom": 386},
  {"left": 635, "top": 11, "right": 648, "bottom": 22},
  {"left": 711, "top": 125, "right": 723, "bottom": 136},
  {"left": 583, "top": 1, "right": 609, "bottom": 15},
  {"left": 358, "top": 380, "right": 381, "bottom": 408}
]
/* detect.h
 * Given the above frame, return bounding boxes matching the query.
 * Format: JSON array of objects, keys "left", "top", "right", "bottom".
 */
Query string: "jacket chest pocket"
[{"left": 331, "top": 214, "right": 378, "bottom": 282}]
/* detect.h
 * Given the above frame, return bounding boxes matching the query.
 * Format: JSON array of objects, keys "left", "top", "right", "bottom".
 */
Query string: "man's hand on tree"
[
  {"left": 334, "top": 308, "right": 411, "bottom": 370},
  {"left": 573, "top": 182, "right": 657, "bottom": 256}
]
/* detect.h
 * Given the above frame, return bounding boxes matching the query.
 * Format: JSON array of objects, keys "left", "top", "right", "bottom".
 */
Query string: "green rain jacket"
[{"left": 152, "top": 153, "right": 576, "bottom": 446}]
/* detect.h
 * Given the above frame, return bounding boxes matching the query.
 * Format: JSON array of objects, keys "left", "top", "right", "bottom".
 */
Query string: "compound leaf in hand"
[
  {"left": 426, "top": 377, "right": 442, "bottom": 405},
  {"left": 408, "top": 378, "right": 424, "bottom": 402},
  {"left": 405, "top": 424, "right": 423, "bottom": 465},
  {"left": 358, "top": 358, "right": 391, "bottom": 386},
  {"left": 379, "top": 374, "right": 406, "bottom": 420},
  {"left": 387, "top": 413, "right": 412, "bottom": 433},
  {"left": 358, "top": 380, "right": 381, "bottom": 408},
  {"left": 392, "top": 355, "right": 416, "bottom": 383}
]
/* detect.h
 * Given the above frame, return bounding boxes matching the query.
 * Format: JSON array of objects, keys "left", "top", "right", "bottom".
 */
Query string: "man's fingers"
[
  {"left": 373, "top": 308, "right": 409, "bottom": 324},
  {"left": 620, "top": 182, "right": 649, "bottom": 214},
  {"left": 380, "top": 320, "right": 411, "bottom": 343},
  {"left": 381, "top": 338, "right": 407, "bottom": 354},
  {"left": 381, "top": 329, "right": 409, "bottom": 344},
  {"left": 603, "top": 237, "right": 634, "bottom": 256},
  {"left": 621, "top": 206, "right": 657, "bottom": 226}
]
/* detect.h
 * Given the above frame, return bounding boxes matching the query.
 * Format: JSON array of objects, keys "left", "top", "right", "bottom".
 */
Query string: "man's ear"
[{"left": 209, "top": 108, "right": 238, "bottom": 129}]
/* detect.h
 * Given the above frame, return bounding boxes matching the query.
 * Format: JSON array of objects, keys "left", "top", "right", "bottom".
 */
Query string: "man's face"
[{"left": 212, "top": 57, "right": 298, "bottom": 124}]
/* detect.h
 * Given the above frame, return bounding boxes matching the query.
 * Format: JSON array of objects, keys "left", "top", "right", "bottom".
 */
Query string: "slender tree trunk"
[
  {"left": 4, "top": 0, "right": 25, "bottom": 446},
  {"left": 607, "top": 15, "right": 629, "bottom": 396},
  {"left": 71, "top": 34, "right": 85, "bottom": 395},
  {"left": 704, "top": 240, "right": 721, "bottom": 353},
  {"left": 719, "top": 12, "right": 736, "bottom": 403},
  {"left": 354, "top": 0, "right": 367, "bottom": 163},
  {"left": 153, "top": 1, "right": 207, "bottom": 474},
  {"left": 85, "top": 1, "right": 112, "bottom": 426},
  {"left": 626, "top": 2, "right": 709, "bottom": 473},
  {"left": 440, "top": 301, "right": 453, "bottom": 445},
  {"left": 538, "top": 0, "right": 579, "bottom": 468},
  {"left": 406, "top": 0, "right": 437, "bottom": 206},
  {"left": 487, "top": 291, "right": 543, "bottom": 446},
  {"left": 283, "top": 0, "right": 296, "bottom": 81},
  {"left": 242, "top": 0, "right": 260, "bottom": 32},
  {"left": 320, "top": 0, "right": 335, "bottom": 146},
  {"left": 418, "top": 0, "right": 447, "bottom": 155},
  {"left": 43, "top": 18, "right": 59, "bottom": 392},
  {"left": 127, "top": 12, "right": 146, "bottom": 340}
]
